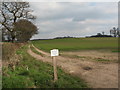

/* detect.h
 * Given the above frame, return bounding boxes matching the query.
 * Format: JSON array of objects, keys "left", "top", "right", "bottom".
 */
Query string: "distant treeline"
[
  {"left": 54, "top": 36, "right": 75, "bottom": 39},
  {"left": 31, "top": 30, "right": 119, "bottom": 41},
  {"left": 89, "top": 35, "right": 113, "bottom": 37},
  {"left": 31, "top": 35, "right": 113, "bottom": 41},
  {"left": 31, "top": 39, "right": 53, "bottom": 41},
  {"left": 86, "top": 34, "right": 113, "bottom": 38},
  {"left": 54, "top": 34, "right": 113, "bottom": 39}
]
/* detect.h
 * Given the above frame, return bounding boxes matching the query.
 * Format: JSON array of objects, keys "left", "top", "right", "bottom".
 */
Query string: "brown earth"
[{"left": 27, "top": 44, "right": 118, "bottom": 88}]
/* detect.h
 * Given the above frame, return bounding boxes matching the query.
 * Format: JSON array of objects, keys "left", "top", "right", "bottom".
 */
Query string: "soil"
[{"left": 27, "top": 44, "right": 118, "bottom": 88}]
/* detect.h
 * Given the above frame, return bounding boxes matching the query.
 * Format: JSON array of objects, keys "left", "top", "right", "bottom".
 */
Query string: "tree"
[
  {"left": 13, "top": 19, "right": 38, "bottom": 42},
  {"left": 0, "top": 2, "right": 36, "bottom": 42},
  {"left": 102, "top": 31, "right": 105, "bottom": 35},
  {"left": 97, "top": 33, "right": 102, "bottom": 36},
  {"left": 110, "top": 27, "right": 120, "bottom": 37},
  {"left": 113, "top": 27, "right": 117, "bottom": 37},
  {"left": 117, "top": 27, "right": 120, "bottom": 37}
]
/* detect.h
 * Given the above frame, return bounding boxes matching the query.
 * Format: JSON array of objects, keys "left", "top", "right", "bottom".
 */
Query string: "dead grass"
[{"left": 2, "top": 42, "right": 25, "bottom": 66}]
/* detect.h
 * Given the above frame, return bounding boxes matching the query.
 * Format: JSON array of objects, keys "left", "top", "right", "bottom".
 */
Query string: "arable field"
[
  {"left": 31, "top": 37, "right": 118, "bottom": 88},
  {"left": 32, "top": 37, "right": 118, "bottom": 52}
]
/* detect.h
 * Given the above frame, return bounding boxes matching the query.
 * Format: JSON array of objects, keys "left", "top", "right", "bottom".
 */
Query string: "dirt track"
[{"left": 27, "top": 45, "right": 118, "bottom": 88}]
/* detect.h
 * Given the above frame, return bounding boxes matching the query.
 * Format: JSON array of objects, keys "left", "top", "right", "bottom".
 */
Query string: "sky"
[{"left": 29, "top": 2, "right": 118, "bottom": 39}]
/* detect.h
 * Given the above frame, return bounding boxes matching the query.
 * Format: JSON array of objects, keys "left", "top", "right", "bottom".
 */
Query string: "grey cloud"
[
  {"left": 33, "top": 2, "right": 117, "bottom": 22},
  {"left": 30, "top": 2, "right": 118, "bottom": 39}
]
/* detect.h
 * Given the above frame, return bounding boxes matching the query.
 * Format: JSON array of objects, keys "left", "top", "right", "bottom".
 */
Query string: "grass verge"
[{"left": 2, "top": 44, "right": 88, "bottom": 88}]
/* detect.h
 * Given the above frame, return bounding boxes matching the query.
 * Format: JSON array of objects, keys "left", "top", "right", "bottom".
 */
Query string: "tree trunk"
[{"left": 11, "top": 31, "right": 15, "bottom": 43}]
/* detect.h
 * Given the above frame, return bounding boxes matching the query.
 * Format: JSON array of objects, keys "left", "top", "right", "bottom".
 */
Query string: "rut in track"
[{"left": 27, "top": 44, "right": 118, "bottom": 88}]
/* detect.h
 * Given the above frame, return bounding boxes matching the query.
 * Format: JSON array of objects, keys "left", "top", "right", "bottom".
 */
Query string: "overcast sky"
[{"left": 29, "top": 2, "right": 118, "bottom": 39}]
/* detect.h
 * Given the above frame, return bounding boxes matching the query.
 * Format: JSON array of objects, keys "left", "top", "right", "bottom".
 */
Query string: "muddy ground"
[{"left": 28, "top": 45, "right": 118, "bottom": 88}]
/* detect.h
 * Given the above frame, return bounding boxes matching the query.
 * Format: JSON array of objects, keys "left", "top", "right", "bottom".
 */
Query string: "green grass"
[
  {"left": 31, "top": 37, "right": 118, "bottom": 52},
  {"left": 112, "top": 50, "right": 120, "bottom": 52},
  {"left": 2, "top": 45, "right": 88, "bottom": 88},
  {"left": 30, "top": 45, "right": 44, "bottom": 57}
]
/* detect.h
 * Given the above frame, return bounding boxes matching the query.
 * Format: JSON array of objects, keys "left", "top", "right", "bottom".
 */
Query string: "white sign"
[{"left": 51, "top": 49, "right": 59, "bottom": 56}]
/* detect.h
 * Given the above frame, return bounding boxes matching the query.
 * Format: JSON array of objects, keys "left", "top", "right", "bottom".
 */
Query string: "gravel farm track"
[{"left": 27, "top": 44, "right": 118, "bottom": 88}]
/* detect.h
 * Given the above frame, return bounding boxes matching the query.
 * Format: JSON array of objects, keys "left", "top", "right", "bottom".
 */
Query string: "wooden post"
[
  {"left": 53, "top": 56, "right": 58, "bottom": 82},
  {"left": 51, "top": 49, "right": 59, "bottom": 82}
]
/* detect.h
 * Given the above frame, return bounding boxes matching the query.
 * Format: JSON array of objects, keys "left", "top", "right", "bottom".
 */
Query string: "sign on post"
[
  {"left": 50, "top": 49, "right": 59, "bottom": 82},
  {"left": 51, "top": 49, "right": 59, "bottom": 57}
]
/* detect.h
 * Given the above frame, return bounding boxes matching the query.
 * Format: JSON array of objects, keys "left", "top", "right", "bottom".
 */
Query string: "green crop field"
[{"left": 32, "top": 37, "right": 118, "bottom": 52}]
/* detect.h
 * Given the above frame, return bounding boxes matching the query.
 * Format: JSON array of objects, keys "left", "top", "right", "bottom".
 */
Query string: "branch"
[
  {"left": 2, "top": 3, "right": 14, "bottom": 13},
  {"left": 0, "top": 9, "right": 6, "bottom": 24}
]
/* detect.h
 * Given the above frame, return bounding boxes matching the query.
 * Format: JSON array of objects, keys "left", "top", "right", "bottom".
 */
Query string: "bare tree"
[
  {"left": 113, "top": 27, "right": 117, "bottom": 37},
  {"left": 117, "top": 27, "right": 120, "bottom": 37},
  {"left": 0, "top": 2, "right": 36, "bottom": 42},
  {"left": 110, "top": 27, "right": 120, "bottom": 37}
]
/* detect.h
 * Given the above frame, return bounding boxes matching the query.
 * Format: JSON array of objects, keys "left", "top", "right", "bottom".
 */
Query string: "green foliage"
[
  {"left": 3, "top": 45, "right": 88, "bottom": 88},
  {"left": 14, "top": 19, "right": 38, "bottom": 42},
  {"left": 112, "top": 50, "right": 120, "bottom": 52},
  {"left": 32, "top": 37, "right": 118, "bottom": 52}
]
